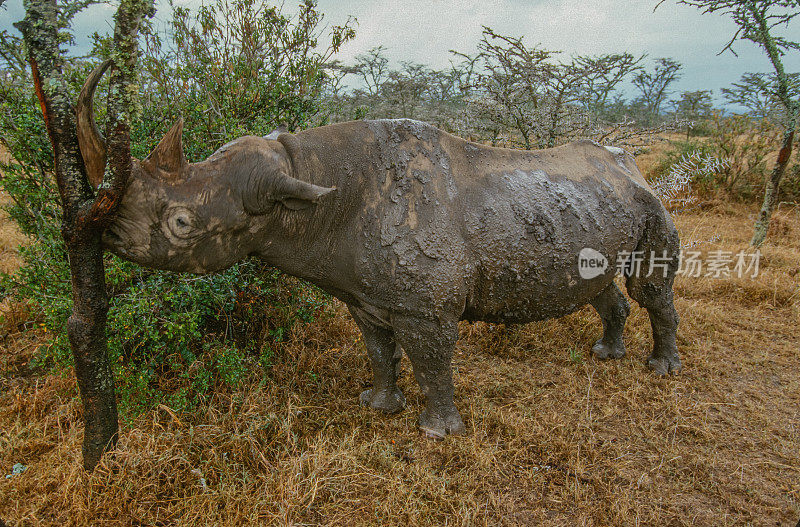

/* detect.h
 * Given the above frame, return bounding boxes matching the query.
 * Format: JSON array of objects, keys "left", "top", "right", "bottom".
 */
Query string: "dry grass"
[
  {"left": 1, "top": 177, "right": 799, "bottom": 525},
  {"left": 0, "top": 147, "right": 30, "bottom": 336},
  {"left": 0, "top": 148, "right": 25, "bottom": 275}
]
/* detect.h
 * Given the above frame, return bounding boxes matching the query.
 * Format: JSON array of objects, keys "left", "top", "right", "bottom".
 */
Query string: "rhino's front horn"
[
  {"left": 76, "top": 59, "right": 112, "bottom": 189},
  {"left": 142, "top": 118, "right": 188, "bottom": 181}
]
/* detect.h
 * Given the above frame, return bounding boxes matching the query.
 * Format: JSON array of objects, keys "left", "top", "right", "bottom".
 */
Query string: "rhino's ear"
[
  {"left": 243, "top": 166, "right": 335, "bottom": 215},
  {"left": 263, "top": 124, "right": 288, "bottom": 140}
]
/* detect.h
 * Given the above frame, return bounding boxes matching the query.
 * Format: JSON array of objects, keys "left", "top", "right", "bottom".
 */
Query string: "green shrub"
[
  {"left": 779, "top": 164, "right": 800, "bottom": 201},
  {"left": 103, "top": 260, "right": 330, "bottom": 419},
  {"left": 646, "top": 111, "right": 790, "bottom": 203},
  {"left": 707, "top": 111, "right": 779, "bottom": 200},
  {"left": 646, "top": 140, "right": 717, "bottom": 196},
  {"left": 687, "top": 118, "right": 714, "bottom": 138},
  {"left": 0, "top": 0, "right": 352, "bottom": 418}
]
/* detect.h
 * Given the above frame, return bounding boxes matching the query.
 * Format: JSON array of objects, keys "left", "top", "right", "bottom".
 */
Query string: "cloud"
[
  {"left": 2, "top": 0, "right": 798, "bottom": 105},
  {"left": 318, "top": 0, "right": 798, "bottom": 102}
]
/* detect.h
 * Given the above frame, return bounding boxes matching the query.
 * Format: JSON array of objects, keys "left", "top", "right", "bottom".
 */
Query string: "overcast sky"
[{"left": 2, "top": 0, "right": 799, "bottom": 108}]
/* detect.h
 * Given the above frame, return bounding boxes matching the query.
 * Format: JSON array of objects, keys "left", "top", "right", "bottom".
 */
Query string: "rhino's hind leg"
[
  {"left": 392, "top": 315, "right": 465, "bottom": 439},
  {"left": 639, "top": 291, "right": 681, "bottom": 376},
  {"left": 589, "top": 282, "right": 630, "bottom": 360},
  {"left": 626, "top": 214, "right": 682, "bottom": 376},
  {"left": 348, "top": 306, "right": 406, "bottom": 414}
]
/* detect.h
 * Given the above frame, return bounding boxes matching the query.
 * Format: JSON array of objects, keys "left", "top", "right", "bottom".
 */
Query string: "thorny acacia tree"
[
  {"left": 15, "top": 0, "right": 154, "bottom": 470},
  {"left": 632, "top": 57, "right": 683, "bottom": 122},
  {"left": 673, "top": 89, "right": 714, "bottom": 138},
  {"left": 668, "top": 0, "right": 800, "bottom": 247},
  {"left": 457, "top": 27, "right": 680, "bottom": 150},
  {"left": 326, "top": 31, "right": 687, "bottom": 150},
  {"left": 721, "top": 72, "right": 800, "bottom": 124},
  {"left": 324, "top": 46, "right": 476, "bottom": 129},
  {"left": 354, "top": 46, "right": 389, "bottom": 97}
]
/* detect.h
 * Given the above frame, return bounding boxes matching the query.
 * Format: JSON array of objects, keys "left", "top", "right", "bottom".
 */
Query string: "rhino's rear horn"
[
  {"left": 143, "top": 118, "right": 188, "bottom": 180},
  {"left": 76, "top": 59, "right": 112, "bottom": 189}
]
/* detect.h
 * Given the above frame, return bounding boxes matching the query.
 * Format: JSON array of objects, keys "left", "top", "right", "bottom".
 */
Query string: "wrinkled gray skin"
[{"left": 104, "top": 118, "right": 681, "bottom": 439}]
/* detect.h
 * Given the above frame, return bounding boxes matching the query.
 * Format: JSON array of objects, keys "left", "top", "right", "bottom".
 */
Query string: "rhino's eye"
[{"left": 165, "top": 207, "right": 199, "bottom": 240}]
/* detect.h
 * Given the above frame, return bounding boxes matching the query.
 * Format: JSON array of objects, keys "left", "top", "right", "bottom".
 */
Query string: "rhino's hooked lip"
[{"left": 102, "top": 224, "right": 150, "bottom": 261}]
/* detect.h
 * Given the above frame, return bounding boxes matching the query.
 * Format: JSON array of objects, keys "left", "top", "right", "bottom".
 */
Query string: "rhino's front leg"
[
  {"left": 348, "top": 306, "right": 406, "bottom": 414},
  {"left": 392, "top": 315, "right": 465, "bottom": 439}
]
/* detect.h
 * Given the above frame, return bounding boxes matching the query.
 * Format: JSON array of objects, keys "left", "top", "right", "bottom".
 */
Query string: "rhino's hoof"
[
  {"left": 646, "top": 353, "right": 682, "bottom": 376},
  {"left": 418, "top": 408, "right": 466, "bottom": 440},
  {"left": 591, "top": 339, "right": 626, "bottom": 360},
  {"left": 360, "top": 387, "right": 406, "bottom": 414}
]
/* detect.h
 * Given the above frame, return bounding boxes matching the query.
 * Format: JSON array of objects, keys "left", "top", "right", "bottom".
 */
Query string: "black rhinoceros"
[{"left": 78, "top": 65, "right": 681, "bottom": 439}]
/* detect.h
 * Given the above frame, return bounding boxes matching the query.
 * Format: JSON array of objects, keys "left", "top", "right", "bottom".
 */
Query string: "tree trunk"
[
  {"left": 747, "top": 1, "right": 799, "bottom": 248},
  {"left": 16, "top": 1, "right": 119, "bottom": 471},
  {"left": 18, "top": 0, "right": 152, "bottom": 471},
  {"left": 65, "top": 231, "right": 118, "bottom": 470},
  {"left": 750, "top": 127, "right": 795, "bottom": 247}
]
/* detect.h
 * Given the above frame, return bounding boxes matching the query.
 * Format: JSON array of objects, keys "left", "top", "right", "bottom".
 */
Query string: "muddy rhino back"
[{"left": 448, "top": 138, "right": 658, "bottom": 323}]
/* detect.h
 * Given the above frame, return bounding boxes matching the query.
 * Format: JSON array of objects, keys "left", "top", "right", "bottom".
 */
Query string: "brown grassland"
[{"left": 0, "top": 146, "right": 799, "bottom": 526}]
